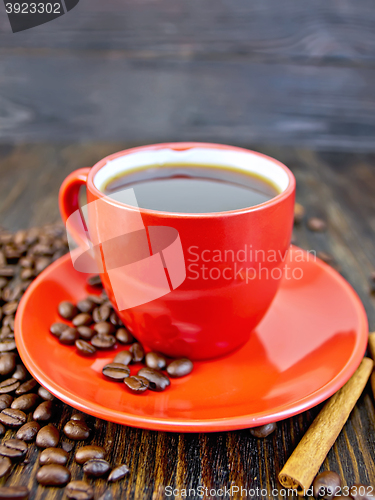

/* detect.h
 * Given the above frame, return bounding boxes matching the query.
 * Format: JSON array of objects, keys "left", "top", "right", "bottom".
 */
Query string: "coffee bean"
[
  {"left": 0, "top": 328, "right": 13, "bottom": 341},
  {"left": 0, "top": 378, "right": 19, "bottom": 394},
  {"left": 0, "top": 424, "right": 5, "bottom": 436},
  {"left": 87, "top": 294, "right": 105, "bottom": 305},
  {"left": 137, "top": 367, "right": 170, "bottom": 392},
  {"left": 15, "top": 378, "right": 38, "bottom": 396},
  {"left": 63, "top": 420, "right": 90, "bottom": 440},
  {"left": 38, "top": 387, "right": 54, "bottom": 401},
  {"left": 75, "top": 445, "right": 105, "bottom": 464},
  {"left": 19, "top": 256, "right": 33, "bottom": 268},
  {"left": 312, "top": 471, "right": 341, "bottom": 500},
  {"left": 77, "top": 326, "right": 94, "bottom": 341},
  {"left": 124, "top": 376, "right": 149, "bottom": 394},
  {"left": 87, "top": 275, "right": 102, "bottom": 287},
  {"left": 250, "top": 423, "right": 277, "bottom": 438},
  {"left": 0, "top": 267, "right": 16, "bottom": 278},
  {"left": 58, "top": 301, "right": 78, "bottom": 320},
  {"left": 77, "top": 298, "right": 96, "bottom": 314},
  {"left": 65, "top": 480, "right": 94, "bottom": 500},
  {"left": 167, "top": 358, "right": 193, "bottom": 378},
  {"left": 50, "top": 322, "right": 68, "bottom": 337},
  {"left": 293, "top": 202, "right": 305, "bottom": 224},
  {"left": 350, "top": 484, "right": 373, "bottom": 500},
  {"left": 0, "top": 340, "right": 17, "bottom": 352},
  {"left": 129, "top": 343, "right": 145, "bottom": 363},
  {"left": 108, "top": 464, "right": 130, "bottom": 482},
  {"left": 12, "top": 365, "right": 28, "bottom": 381},
  {"left": 116, "top": 328, "right": 134, "bottom": 345},
  {"left": 0, "top": 395, "right": 12, "bottom": 412},
  {"left": 307, "top": 217, "right": 327, "bottom": 232},
  {"left": 114, "top": 350, "right": 132, "bottom": 366},
  {"left": 0, "top": 278, "right": 7, "bottom": 289},
  {"left": 0, "top": 456, "right": 11, "bottom": 478},
  {"left": 0, "top": 409, "right": 27, "bottom": 428},
  {"left": 83, "top": 458, "right": 111, "bottom": 478},
  {"left": 76, "top": 340, "right": 96, "bottom": 356},
  {"left": 37, "top": 464, "right": 71, "bottom": 486},
  {"left": 91, "top": 334, "right": 116, "bottom": 350},
  {"left": 61, "top": 441, "right": 74, "bottom": 453},
  {"left": 109, "top": 311, "right": 122, "bottom": 327},
  {"left": 92, "top": 304, "right": 111, "bottom": 323},
  {"left": 2, "top": 316, "right": 15, "bottom": 331},
  {"left": 70, "top": 411, "right": 87, "bottom": 422},
  {"left": 93, "top": 322, "right": 115, "bottom": 335},
  {"left": 0, "top": 439, "right": 27, "bottom": 460},
  {"left": 102, "top": 363, "right": 130, "bottom": 381},
  {"left": 2, "top": 303, "right": 18, "bottom": 317},
  {"left": 16, "top": 421, "right": 40, "bottom": 442},
  {"left": 0, "top": 353, "right": 16, "bottom": 376},
  {"left": 39, "top": 447, "right": 68, "bottom": 466},
  {"left": 59, "top": 327, "right": 79, "bottom": 345},
  {"left": 0, "top": 486, "right": 29, "bottom": 499},
  {"left": 145, "top": 352, "right": 167, "bottom": 371},
  {"left": 33, "top": 400, "right": 54, "bottom": 422},
  {"left": 11, "top": 394, "right": 39, "bottom": 412},
  {"left": 72, "top": 313, "right": 92, "bottom": 327},
  {"left": 35, "top": 257, "right": 51, "bottom": 274},
  {"left": 36, "top": 423, "right": 60, "bottom": 448}
]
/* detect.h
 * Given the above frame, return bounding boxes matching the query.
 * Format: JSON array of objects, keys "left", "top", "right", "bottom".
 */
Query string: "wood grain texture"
[{"left": 0, "top": 143, "right": 374, "bottom": 499}]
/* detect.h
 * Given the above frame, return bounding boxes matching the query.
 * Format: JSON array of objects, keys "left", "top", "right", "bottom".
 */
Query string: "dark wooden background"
[{"left": 0, "top": 1, "right": 375, "bottom": 499}]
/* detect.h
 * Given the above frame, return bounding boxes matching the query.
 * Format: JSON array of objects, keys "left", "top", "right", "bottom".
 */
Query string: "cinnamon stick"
[{"left": 278, "top": 357, "right": 373, "bottom": 496}]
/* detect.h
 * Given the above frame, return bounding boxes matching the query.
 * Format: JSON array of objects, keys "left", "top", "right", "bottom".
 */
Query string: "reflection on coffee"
[{"left": 102, "top": 164, "right": 280, "bottom": 213}]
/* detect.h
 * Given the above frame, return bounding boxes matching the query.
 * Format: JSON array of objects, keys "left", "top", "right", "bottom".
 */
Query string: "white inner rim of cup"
[{"left": 94, "top": 147, "right": 290, "bottom": 200}]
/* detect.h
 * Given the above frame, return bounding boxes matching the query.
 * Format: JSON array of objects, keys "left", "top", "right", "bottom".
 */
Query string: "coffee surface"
[{"left": 102, "top": 165, "right": 279, "bottom": 213}]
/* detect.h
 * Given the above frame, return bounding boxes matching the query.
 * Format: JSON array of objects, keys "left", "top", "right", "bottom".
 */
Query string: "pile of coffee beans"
[{"left": 51, "top": 284, "right": 193, "bottom": 394}]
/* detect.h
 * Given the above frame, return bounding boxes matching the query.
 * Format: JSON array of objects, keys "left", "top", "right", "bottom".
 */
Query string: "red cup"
[{"left": 59, "top": 143, "right": 295, "bottom": 360}]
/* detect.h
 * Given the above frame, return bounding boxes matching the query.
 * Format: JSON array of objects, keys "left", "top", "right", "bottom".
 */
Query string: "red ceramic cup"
[{"left": 59, "top": 142, "right": 295, "bottom": 360}]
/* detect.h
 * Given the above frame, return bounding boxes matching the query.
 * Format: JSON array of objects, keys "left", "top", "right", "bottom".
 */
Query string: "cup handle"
[{"left": 59, "top": 167, "right": 91, "bottom": 248}]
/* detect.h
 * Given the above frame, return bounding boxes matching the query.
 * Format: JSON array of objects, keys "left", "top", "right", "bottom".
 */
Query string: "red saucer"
[{"left": 15, "top": 247, "right": 368, "bottom": 432}]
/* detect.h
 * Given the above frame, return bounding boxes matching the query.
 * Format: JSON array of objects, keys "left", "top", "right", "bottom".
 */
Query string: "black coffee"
[{"left": 102, "top": 165, "right": 279, "bottom": 213}]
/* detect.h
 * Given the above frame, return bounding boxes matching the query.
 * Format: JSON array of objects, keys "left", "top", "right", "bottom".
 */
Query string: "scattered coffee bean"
[
  {"left": 33, "top": 400, "right": 54, "bottom": 422},
  {"left": 137, "top": 367, "right": 170, "bottom": 392},
  {"left": 12, "top": 365, "right": 28, "bottom": 381},
  {"left": 350, "top": 484, "right": 373, "bottom": 500},
  {"left": 312, "top": 471, "right": 341, "bottom": 500},
  {"left": 0, "top": 486, "right": 29, "bottom": 499},
  {"left": 0, "top": 353, "right": 16, "bottom": 376},
  {"left": 38, "top": 387, "right": 54, "bottom": 401},
  {"left": 145, "top": 352, "right": 167, "bottom": 370},
  {"left": 114, "top": 350, "right": 132, "bottom": 365},
  {"left": 0, "top": 409, "right": 26, "bottom": 428},
  {"left": 16, "top": 421, "right": 40, "bottom": 442},
  {"left": 102, "top": 363, "right": 130, "bottom": 381},
  {"left": 129, "top": 343, "right": 145, "bottom": 363},
  {"left": 108, "top": 464, "right": 130, "bottom": 482},
  {"left": 92, "top": 304, "right": 111, "bottom": 323},
  {"left": 58, "top": 301, "right": 78, "bottom": 320},
  {"left": 15, "top": 378, "right": 38, "bottom": 396},
  {"left": 0, "top": 395, "right": 13, "bottom": 410},
  {"left": 0, "top": 456, "right": 11, "bottom": 478},
  {"left": 307, "top": 217, "right": 327, "bottom": 232},
  {"left": 87, "top": 275, "right": 102, "bottom": 287},
  {"left": 11, "top": 394, "right": 39, "bottom": 412},
  {"left": 59, "top": 327, "right": 79, "bottom": 345},
  {"left": 91, "top": 334, "right": 116, "bottom": 350},
  {"left": 72, "top": 313, "right": 92, "bottom": 327},
  {"left": 50, "top": 322, "right": 68, "bottom": 337},
  {"left": 63, "top": 420, "right": 90, "bottom": 441},
  {"left": 70, "top": 411, "right": 87, "bottom": 422},
  {"left": 39, "top": 447, "right": 68, "bottom": 466},
  {"left": 167, "top": 358, "right": 193, "bottom": 378},
  {"left": 77, "top": 298, "right": 96, "bottom": 314},
  {"left": 61, "top": 441, "right": 74, "bottom": 453},
  {"left": 83, "top": 458, "right": 111, "bottom": 478},
  {"left": 0, "top": 340, "right": 17, "bottom": 352},
  {"left": 37, "top": 464, "right": 71, "bottom": 486},
  {"left": 65, "top": 480, "right": 94, "bottom": 500},
  {"left": 75, "top": 445, "right": 105, "bottom": 464},
  {"left": 294, "top": 202, "right": 305, "bottom": 224},
  {"left": 124, "top": 376, "right": 149, "bottom": 394},
  {"left": 76, "top": 340, "right": 96, "bottom": 356},
  {"left": 0, "top": 439, "right": 27, "bottom": 460},
  {"left": 93, "top": 322, "right": 115, "bottom": 335},
  {"left": 36, "top": 423, "right": 60, "bottom": 448},
  {"left": 250, "top": 422, "right": 277, "bottom": 438},
  {"left": 77, "top": 326, "right": 94, "bottom": 341},
  {"left": 115, "top": 328, "right": 134, "bottom": 344}
]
